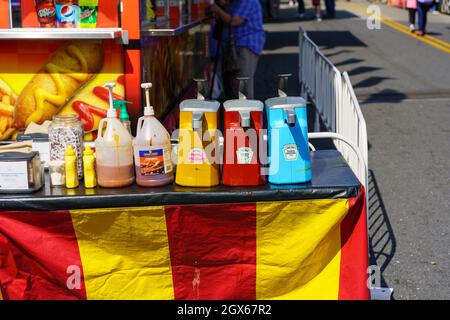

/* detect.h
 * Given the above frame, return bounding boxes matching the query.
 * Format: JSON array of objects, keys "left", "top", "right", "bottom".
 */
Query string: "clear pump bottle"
[
  {"left": 95, "top": 82, "right": 135, "bottom": 188},
  {"left": 133, "top": 83, "right": 174, "bottom": 187}
]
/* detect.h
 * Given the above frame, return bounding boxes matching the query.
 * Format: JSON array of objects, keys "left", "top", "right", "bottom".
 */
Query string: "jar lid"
[
  {"left": 52, "top": 114, "right": 80, "bottom": 123},
  {"left": 16, "top": 133, "right": 49, "bottom": 142}
]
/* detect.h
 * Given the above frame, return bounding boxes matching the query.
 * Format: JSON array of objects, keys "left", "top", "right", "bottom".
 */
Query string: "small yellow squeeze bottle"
[
  {"left": 65, "top": 145, "right": 79, "bottom": 189},
  {"left": 83, "top": 145, "right": 97, "bottom": 188}
]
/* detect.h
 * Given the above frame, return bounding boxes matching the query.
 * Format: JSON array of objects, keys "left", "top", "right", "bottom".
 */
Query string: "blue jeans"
[
  {"left": 298, "top": 0, "right": 305, "bottom": 14},
  {"left": 417, "top": 2, "right": 431, "bottom": 32},
  {"left": 325, "top": 0, "right": 336, "bottom": 16}
]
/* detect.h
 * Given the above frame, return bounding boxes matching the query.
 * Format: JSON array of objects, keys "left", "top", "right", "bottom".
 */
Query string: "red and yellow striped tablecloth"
[{"left": 0, "top": 190, "right": 368, "bottom": 300}]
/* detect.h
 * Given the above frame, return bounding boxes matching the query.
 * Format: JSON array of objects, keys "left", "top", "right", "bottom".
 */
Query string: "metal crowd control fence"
[
  {"left": 299, "top": 28, "right": 368, "bottom": 194},
  {"left": 299, "top": 28, "right": 392, "bottom": 300}
]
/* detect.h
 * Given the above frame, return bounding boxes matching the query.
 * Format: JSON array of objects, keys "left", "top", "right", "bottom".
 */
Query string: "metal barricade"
[
  {"left": 338, "top": 72, "right": 368, "bottom": 190},
  {"left": 299, "top": 28, "right": 393, "bottom": 300},
  {"left": 299, "top": 29, "right": 341, "bottom": 133},
  {"left": 299, "top": 28, "right": 367, "bottom": 191}
]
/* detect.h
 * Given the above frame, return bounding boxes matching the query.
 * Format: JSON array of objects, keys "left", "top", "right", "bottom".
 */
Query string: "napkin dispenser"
[
  {"left": 0, "top": 152, "right": 44, "bottom": 193},
  {"left": 16, "top": 133, "right": 50, "bottom": 168}
]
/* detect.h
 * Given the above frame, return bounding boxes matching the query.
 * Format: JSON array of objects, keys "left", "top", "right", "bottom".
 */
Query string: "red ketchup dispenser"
[{"left": 222, "top": 78, "right": 266, "bottom": 186}]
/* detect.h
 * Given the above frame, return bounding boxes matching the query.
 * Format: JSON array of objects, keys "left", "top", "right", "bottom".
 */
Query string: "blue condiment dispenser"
[{"left": 265, "top": 74, "right": 312, "bottom": 184}]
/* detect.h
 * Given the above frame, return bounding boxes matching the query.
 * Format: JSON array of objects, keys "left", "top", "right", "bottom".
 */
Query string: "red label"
[{"left": 36, "top": 2, "right": 57, "bottom": 26}]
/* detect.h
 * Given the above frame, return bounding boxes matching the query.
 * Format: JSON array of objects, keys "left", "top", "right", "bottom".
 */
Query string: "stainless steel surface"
[
  {"left": 238, "top": 77, "right": 250, "bottom": 100},
  {"left": 192, "top": 112, "right": 204, "bottom": 130},
  {"left": 141, "top": 18, "right": 209, "bottom": 37},
  {"left": 0, "top": 28, "right": 126, "bottom": 43},
  {"left": 194, "top": 78, "right": 208, "bottom": 101},
  {"left": 278, "top": 74, "right": 292, "bottom": 98},
  {"left": 240, "top": 111, "right": 251, "bottom": 128},
  {"left": 286, "top": 109, "right": 296, "bottom": 125}
]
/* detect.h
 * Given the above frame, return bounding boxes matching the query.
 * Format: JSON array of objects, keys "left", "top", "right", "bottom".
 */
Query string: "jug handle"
[
  {"left": 137, "top": 118, "right": 144, "bottom": 135},
  {"left": 97, "top": 119, "right": 107, "bottom": 139}
]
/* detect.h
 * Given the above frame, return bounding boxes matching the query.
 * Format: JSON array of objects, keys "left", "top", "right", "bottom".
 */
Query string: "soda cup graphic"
[{"left": 56, "top": 0, "right": 79, "bottom": 28}]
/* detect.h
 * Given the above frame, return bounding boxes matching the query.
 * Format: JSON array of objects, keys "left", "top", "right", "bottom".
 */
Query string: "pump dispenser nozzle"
[
  {"left": 113, "top": 100, "right": 132, "bottom": 121},
  {"left": 286, "top": 109, "right": 296, "bottom": 125},
  {"left": 191, "top": 79, "right": 208, "bottom": 129},
  {"left": 237, "top": 77, "right": 249, "bottom": 100},
  {"left": 141, "top": 83, "right": 154, "bottom": 116},
  {"left": 194, "top": 78, "right": 208, "bottom": 101},
  {"left": 278, "top": 74, "right": 292, "bottom": 98},
  {"left": 104, "top": 82, "right": 117, "bottom": 118}
]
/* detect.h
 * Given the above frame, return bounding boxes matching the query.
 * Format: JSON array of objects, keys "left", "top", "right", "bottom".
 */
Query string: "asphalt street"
[{"left": 255, "top": 0, "right": 450, "bottom": 299}]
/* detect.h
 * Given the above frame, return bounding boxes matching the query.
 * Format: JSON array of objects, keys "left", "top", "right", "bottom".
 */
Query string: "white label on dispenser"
[
  {"left": 188, "top": 148, "right": 206, "bottom": 164},
  {"left": 283, "top": 144, "right": 299, "bottom": 161},
  {"left": 0, "top": 161, "right": 28, "bottom": 190},
  {"left": 237, "top": 147, "right": 254, "bottom": 164},
  {"left": 135, "top": 146, "right": 173, "bottom": 175}
]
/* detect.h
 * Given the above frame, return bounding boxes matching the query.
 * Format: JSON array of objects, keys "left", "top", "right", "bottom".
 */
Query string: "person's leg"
[
  {"left": 236, "top": 47, "right": 258, "bottom": 99},
  {"left": 236, "top": 47, "right": 251, "bottom": 98},
  {"left": 408, "top": 8, "right": 416, "bottom": 25},
  {"left": 298, "top": 0, "right": 305, "bottom": 14},
  {"left": 408, "top": 8, "right": 416, "bottom": 30},
  {"left": 423, "top": 3, "right": 430, "bottom": 33},
  {"left": 313, "top": 0, "right": 321, "bottom": 20},
  {"left": 247, "top": 51, "right": 259, "bottom": 100},
  {"left": 324, "top": 0, "right": 336, "bottom": 17},
  {"left": 417, "top": 2, "right": 431, "bottom": 34},
  {"left": 431, "top": 0, "right": 438, "bottom": 13},
  {"left": 417, "top": 2, "right": 425, "bottom": 33}
]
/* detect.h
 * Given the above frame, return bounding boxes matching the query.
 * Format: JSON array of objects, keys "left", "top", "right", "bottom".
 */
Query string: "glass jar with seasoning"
[
  {"left": 49, "top": 160, "right": 66, "bottom": 187},
  {"left": 49, "top": 114, "right": 84, "bottom": 179}
]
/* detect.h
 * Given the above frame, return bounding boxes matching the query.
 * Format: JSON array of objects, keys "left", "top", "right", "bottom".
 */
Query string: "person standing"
[
  {"left": 431, "top": 0, "right": 440, "bottom": 14},
  {"left": 288, "top": 0, "right": 305, "bottom": 19},
  {"left": 323, "top": 0, "right": 336, "bottom": 19},
  {"left": 210, "top": 0, "right": 266, "bottom": 99},
  {"left": 416, "top": 0, "right": 434, "bottom": 36},
  {"left": 313, "top": 0, "right": 322, "bottom": 21},
  {"left": 407, "top": 0, "right": 417, "bottom": 31},
  {"left": 296, "top": 0, "right": 306, "bottom": 19}
]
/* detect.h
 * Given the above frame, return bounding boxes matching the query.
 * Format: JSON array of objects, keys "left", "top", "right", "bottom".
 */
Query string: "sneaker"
[
  {"left": 409, "top": 24, "right": 415, "bottom": 32},
  {"left": 415, "top": 30, "right": 425, "bottom": 36},
  {"left": 432, "top": 10, "right": 440, "bottom": 15},
  {"left": 316, "top": 15, "right": 322, "bottom": 22},
  {"left": 296, "top": 13, "right": 305, "bottom": 19}
]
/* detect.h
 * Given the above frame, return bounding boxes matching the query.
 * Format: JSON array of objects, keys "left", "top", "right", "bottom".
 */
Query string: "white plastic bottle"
[
  {"left": 133, "top": 83, "right": 174, "bottom": 187},
  {"left": 95, "top": 83, "right": 135, "bottom": 188}
]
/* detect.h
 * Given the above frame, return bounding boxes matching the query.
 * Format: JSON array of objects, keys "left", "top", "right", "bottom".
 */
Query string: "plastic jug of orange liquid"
[
  {"left": 133, "top": 83, "right": 174, "bottom": 187},
  {"left": 95, "top": 82, "right": 135, "bottom": 188}
]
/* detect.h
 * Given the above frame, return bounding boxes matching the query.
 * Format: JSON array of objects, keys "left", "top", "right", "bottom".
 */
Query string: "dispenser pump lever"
[
  {"left": 104, "top": 82, "right": 117, "bottom": 118},
  {"left": 192, "top": 111, "right": 204, "bottom": 130},
  {"left": 286, "top": 109, "right": 296, "bottom": 125},
  {"left": 141, "top": 83, "right": 154, "bottom": 116},
  {"left": 240, "top": 111, "right": 251, "bottom": 128},
  {"left": 194, "top": 78, "right": 208, "bottom": 101},
  {"left": 237, "top": 77, "right": 250, "bottom": 100},
  {"left": 278, "top": 74, "right": 292, "bottom": 98}
]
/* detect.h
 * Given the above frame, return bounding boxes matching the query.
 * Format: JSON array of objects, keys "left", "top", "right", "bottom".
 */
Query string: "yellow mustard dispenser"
[
  {"left": 83, "top": 145, "right": 97, "bottom": 188},
  {"left": 65, "top": 145, "right": 79, "bottom": 189},
  {"left": 176, "top": 79, "right": 221, "bottom": 187}
]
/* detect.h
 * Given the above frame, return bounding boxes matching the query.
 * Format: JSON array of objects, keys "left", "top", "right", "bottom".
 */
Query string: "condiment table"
[{"left": 0, "top": 150, "right": 369, "bottom": 300}]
